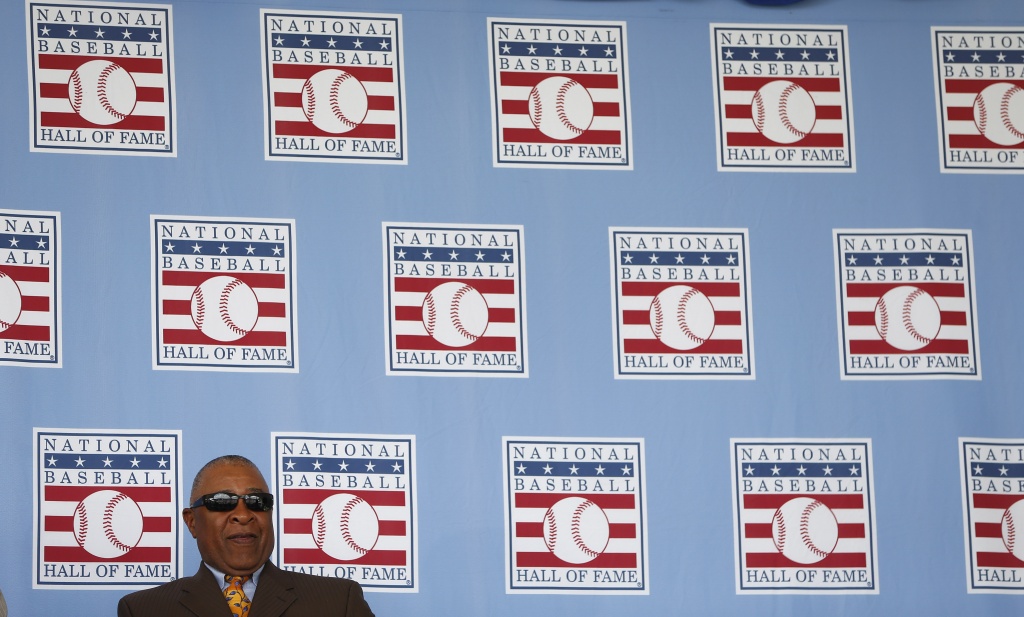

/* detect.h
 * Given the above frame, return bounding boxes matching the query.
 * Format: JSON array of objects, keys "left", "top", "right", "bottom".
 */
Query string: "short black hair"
[{"left": 190, "top": 454, "right": 262, "bottom": 501}]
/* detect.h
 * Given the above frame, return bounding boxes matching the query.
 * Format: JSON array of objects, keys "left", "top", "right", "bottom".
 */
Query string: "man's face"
[{"left": 182, "top": 462, "right": 275, "bottom": 576}]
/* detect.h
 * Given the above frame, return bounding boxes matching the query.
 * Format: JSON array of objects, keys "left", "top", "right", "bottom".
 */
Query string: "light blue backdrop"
[{"left": 3, "top": 0, "right": 1024, "bottom": 615}]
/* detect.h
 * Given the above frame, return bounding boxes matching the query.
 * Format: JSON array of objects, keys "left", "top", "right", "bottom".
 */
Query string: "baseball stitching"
[
  {"left": 330, "top": 73, "right": 360, "bottom": 129},
  {"left": 450, "top": 284, "right": 479, "bottom": 343},
  {"left": 104, "top": 493, "right": 135, "bottom": 554},
  {"left": 423, "top": 293, "right": 437, "bottom": 335},
  {"left": 676, "top": 288, "right": 706, "bottom": 345},
  {"left": 752, "top": 91, "right": 766, "bottom": 132},
  {"left": 313, "top": 504, "right": 327, "bottom": 548},
  {"left": 302, "top": 78, "right": 317, "bottom": 122},
  {"left": 219, "top": 279, "right": 249, "bottom": 337},
  {"left": 876, "top": 297, "right": 889, "bottom": 339},
  {"left": 340, "top": 497, "right": 370, "bottom": 556},
  {"left": 571, "top": 500, "right": 601, "bottom": 558},
  {"left": 97, "top": 63, "right": 127, "bottom": 121},
  {"left": 1002, "top": 85, "right": 1024, "bottom": 141},
  {"left": 799, "top": 500, "right": 830, "bottom": 560},
  {"left": 556, "top": 80, "right": 586, "bottom": 135},
  {"left": 1007, "top": 509, "right": 1017, "bottom": 554},
  {"left": 529, "top": 88, "right": 544, "bottom": 129},
  {"left": 543, "top": 508, "right": 558, "bottom": 552},
  {"left": 652, "top": 297, "right": 664, "bottom": 338},
  {"left": 976, "top": 92, "right": 990, "bottom": 134},
  {"left": 193, "top": 287, "right": 206, "bottom": 329},
  {"left": 771, "top": 508, "right": 787, "bottom": 552},
  {"left": 69, "top": 71, "right": 84, "bottom": 113},
  {"left": 779, "top": 83, "right": 805, "bottom": 138},
  {"left": 902, "top": 288, "right": 931, "bottom": 345},
  {"left": 74, "top": 501, "right": 89, "bottom": 546}
]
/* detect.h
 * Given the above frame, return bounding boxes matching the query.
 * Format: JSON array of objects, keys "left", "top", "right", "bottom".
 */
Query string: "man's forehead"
[{"left": 196, "top": 462, "right": 269, "bottom": 492}]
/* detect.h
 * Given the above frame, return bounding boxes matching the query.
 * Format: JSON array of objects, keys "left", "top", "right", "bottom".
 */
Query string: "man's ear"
[{"left": 182, "top": 507, "right": 198, "bottom": 539}]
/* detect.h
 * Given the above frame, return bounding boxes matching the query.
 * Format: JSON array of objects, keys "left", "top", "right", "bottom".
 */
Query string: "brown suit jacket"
[{"left": 117, "top": 562, "right": 375, "bottom": 617}]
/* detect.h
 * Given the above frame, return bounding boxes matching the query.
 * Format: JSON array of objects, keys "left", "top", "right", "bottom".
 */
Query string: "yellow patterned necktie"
[{"left": 224, "top": 575, "right": 251, "bottom": 617}]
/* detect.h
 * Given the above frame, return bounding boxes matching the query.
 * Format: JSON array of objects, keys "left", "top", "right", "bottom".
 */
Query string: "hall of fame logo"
[
  {"left": 933, "top": 27, "right": 1024, "bottom": 174},
  {"left": 960, "top": 438, "right": 1024, "bottom": 593},
  {"left": 834, "top": 229, "right": 980, "bottom": 380},
  {"left": 260, "top": 9, "right": 406, "bottom": 164},
  {"left": 26, "top": 1, "right": 176, "bottom": 156},
  {"left": 33, "top": 428, "right": 182, "bottom": 589},
  {"left": 711, "top": 24, "right": 855, "bottom": 172},
  {"left": 487, "top": 18, "right": 632, "bottom": 169},
  {"left": 610, "top": 227, "right": 754, "bottom": 379},
  {"left": 0, "top": 209, "right": 61, "bottom": 367},
  {"left": 383, "top": 222, "right": 527, "bottom": 377},
  {"left": 271, "top": 433, "right": 417, "bottom": 592},
  {"left": 503, "top": 437, "right": 648, "bottom": 594},
  {"left": 731, "top": 439, "right": 878, "bottom": 594},
  {"left": 151, "top": 215, "right": 298, "bottom": 372}
]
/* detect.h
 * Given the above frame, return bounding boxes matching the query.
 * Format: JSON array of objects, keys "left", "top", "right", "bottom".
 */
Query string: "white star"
[
  {"left": 449, "top": 250, "right": 459, "bottom": 260},
  {"left": 158, "top": 458, "right": 167, "bottom": 468},
  {"left": 300, "top": 37, "right": 311, "bottom": 47},
  {"left": 149, "top": 30, "right": 159, "bottom": 41},
  {"left": 379, "top": 40, "right": 389, "bottom": 50},
  {"left": 527, "top": 45, "right": 537, "bottom": 55},
  {"left": 724, "top": 49, "right": 734, "bottom": 59},
  {"left": 122, "top": 29, "right": 132, "bottom": 39},
  {"left": 847, "top": 255, "right": 858, "bottom": 265},
  {"left": 37, "top": 238, "right": 47, "bottom": 249},
  {"left": 1000, "top": 466, "right": 1009, "bottom": 476},
  {"left": 744, "top": 465, "right": 755, "bottom": 476},
  {"left": 900, "top": 255, "right": 909, "bottom": 265},
  {"left": 945, "top": 52, "right": 955, "bottom": 62},
  {"left": 327, "top": 38, "right": 337, "bottom": 48},
  {"left": 392, "top": 462, "right": 402, "bottom": 473},
  {"left": 998, "top": 52, "right": 1007, "bottom": 62},
  {"left": 623, "top": 253, "right": 633, "bottom": 264},
  {"left": 701, "top": 254, "right": 711, "bottom": 264},
  {"left": 926, "top": 255, "right": 935, "bottom": 264},
  {"left": 396, "top": 249, "right": 407, "bottom": 259},
  {"left": 475, "top": 251, "right": 485, "bottom": 261},
  {"left": 312, "top": 460, "right": 322, "bottom": 470},
  {"left": 365, "top": 461, "right": 376, "bottom": 472},
  {"left": 849, "top": 465, "right": 860, "bottom": 476},
  {"left": 797, "top": 465, "right": 807, "bottom": 475},
  {"left": 219, "top": 244, "right": 229, "bottom": 254},
  {"left": 873, "top": 255, "right": 883, "bottom": 265},
  {"left": 595, "top": 465, "right": 605, "bottom": 475},
  {"left": 675, "top": 254, "right": 685, "bottom": 264},
  {"left": 516, "top": 463, "right": 527, "bottom": 474},
  {"left": 67, "top": 27, "right": 78, "bottom": 37},
  {"left": 102, "top": 457, "right": 113, "bottom": 467},
  {"left": 553, "top": 46, "right": 563, "bottom": 55},
  {"left": 8, "top": 237, "right": 18, "bottom": 247},
  {"left": 274, "top": 36, "right": 285, "bottom": 46},
  {"left": 972, "top": 52, "right": 981, "bottom": 62},
  {"left": 973, "top": 464, "right": 983, "bottom": 475},
  {"left": 569, "top": 465, "right": 579, "bottom": 475},
  {"left": 749, "top": 49, "right": 759, "bottom": 60},
  {"left": 164, "top": 242, "right": 175, "bottom": 252},
  {"left": 422, "top": 249, "right": 433, "bottom": 260},
  {"left": 501, "top": 252, "right": 511, "bottom": 262},
  {"left": 727, "top": 254, "right": 737, "bottom": 265},
  {"left": 353, "top": 39, "right": 364, "bottom": 49},
  {"left": 130, "top": 457, "right": 141, "bottom": 467},
  {"left": 826, "top": 50, "right": 836, "bottom": 60},
  {"left": 649, "top": 253, "right": 659, "bottom": 264},
  {"left": 40, "top": 26, "right": 50, "bottom": 36},
  {"left": 272, "top": 246, "right": 282, "bottom": 256},
  {"left": 95, "top": 28, "right": 105, "bottom": 38},
  {"left": 501, "top": 43, "right": 511, "bottom": 54},
  {"left": 245, "top": 245, "right": 256, "bottom": 255},
  {"left": 543, "top": 464, "right": 553, "bottom": 474},
  {"left": 775, "top": 49, "right": 785, "bottom": 60},
  {"left": 822, "top": 465, "right": 833, "bottom": 476},
  {"left": 770, "top": 465, "right": 781, "bottom": 476},
  {"left": 621, "top": 465, "right": 632, "bottom": 476},
  {"left": 191, "top": 243, "right": 202, "bottom": 253},
  {"left": 801, "top": 50, "right": 811, "bottom": 60},
  {"left": 286, "top": 459, "right": 296, "bottom": 470},
  {"left": 604, "top": 47, "right": 615, "bottom": 57},
  {"left": 951, "top": 255, "right": 961, "bottom": 265},
  {"left": 47, "top": 456, "right": 58, "bottom": 466},
  {"left": 578, "top": 46, "right": 589, "bottom": 56},
  {"left": 338, "top": 461, "right": 349, "bottom": 471},
  {"left": 75, "top": 457, "right": 86, "bottom": 467}
]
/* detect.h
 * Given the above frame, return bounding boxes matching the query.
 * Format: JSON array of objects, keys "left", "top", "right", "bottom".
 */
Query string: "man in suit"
[{"left": 118, "top": 455, "right": 375, "bottom": 616}]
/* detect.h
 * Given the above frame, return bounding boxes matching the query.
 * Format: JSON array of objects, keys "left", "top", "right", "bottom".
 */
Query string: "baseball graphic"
[
  {"left": 771, "top": 497, "right": 839, "bottom": 565},
  {"left": 542, "top": 496, "right": 610, "bottom": 565},
  {"left": 312, "top": 493, "right": 380, "bottom": 561},
  {"left": 973, "top": 82, "right": 1024, "bottom": 146},
  {"left": 0, "top": 270, "right": 23, "bottom": 333},
  {"left": 72, "top": 490, "right": 144, "bottom": 559},
  {"left": 649, "top": 285, "right": 716, "bottom": 351},
  {"left": 751, "top": 79, "right": 817, "bottom": 144},
  {"left": 190, "top": 275, "right": 260, "bottom": 343},
  {"left": 68, "top": 60, "right": 137, "bottom": 126},
  {"left": 301, "top": 68, "right": 369, "bottom": 134},
  {"left": 1000, "top": 498, "right": 1024, "bottom": 561},
  {"left": 528, "top": 76, "right": 595, "bottom": 141},
  {"left": 422, "top": 281, "right": 489, "bottom": 348},
  {"left": 873, "top": 285, "right": 941, "bottom": 352}
]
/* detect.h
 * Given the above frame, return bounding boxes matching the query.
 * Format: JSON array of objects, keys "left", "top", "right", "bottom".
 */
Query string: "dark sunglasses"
[{"left": 190, "top": 492, "right": 275, "bottom": 512}]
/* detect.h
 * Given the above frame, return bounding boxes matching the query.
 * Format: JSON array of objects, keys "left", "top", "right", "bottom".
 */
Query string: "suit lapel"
[
  {"left": 249, "top": 562, "right": 297, "bottom": 617},
  {"left": 178, "top": 565, "right": 233, "bottom": 617}
]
